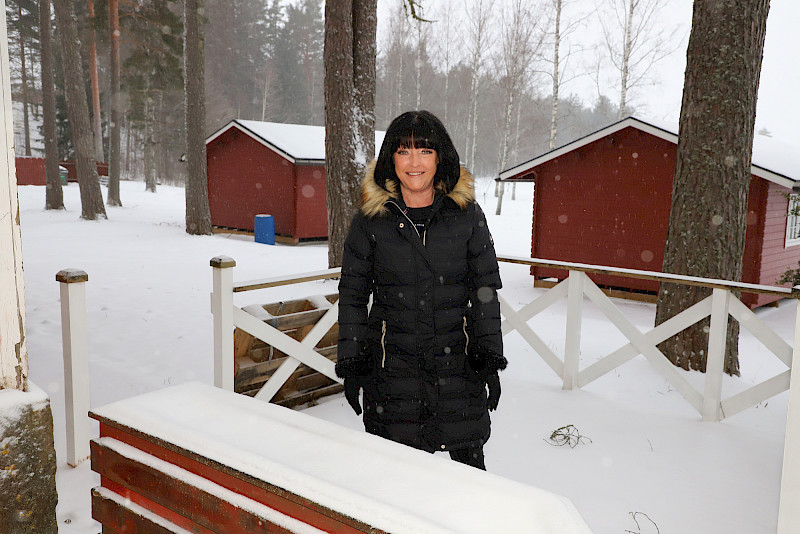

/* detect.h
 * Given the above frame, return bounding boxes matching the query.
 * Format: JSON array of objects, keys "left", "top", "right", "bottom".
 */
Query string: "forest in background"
[{"left": 5, "top": 0, "right": 681, "bottom": 183}]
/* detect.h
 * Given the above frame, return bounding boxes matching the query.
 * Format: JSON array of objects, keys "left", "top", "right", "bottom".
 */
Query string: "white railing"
[
  {"left": 210, "top": 254, "right": 800, "bottom": 422},
  {"left": 497, "top": 255, "right": 800, "bottom": 422},
  {"left": 56, "top": 268, "right": 91, "bottom": 467},
  {"left": 209, "top": 254, "right": 800, "bottom": 532},
  {"left": 210, "top": 256, "right": 343, "bottom": 401}
]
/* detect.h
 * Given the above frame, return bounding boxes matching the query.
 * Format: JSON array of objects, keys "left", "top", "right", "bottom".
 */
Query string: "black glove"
[
  {"left": 343, "top": 377, "right": 362, "bottom": 415},
  {"left": 486, "top": 372, "right": 501, "bottom": 411},
  {"left": 468, "top": 347, "right": 508, "bottom": 375}
]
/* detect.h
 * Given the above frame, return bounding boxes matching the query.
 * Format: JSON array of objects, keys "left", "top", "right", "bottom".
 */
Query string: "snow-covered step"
[{"left": 89, "top": 381, "right": 593, "bottom": 533}]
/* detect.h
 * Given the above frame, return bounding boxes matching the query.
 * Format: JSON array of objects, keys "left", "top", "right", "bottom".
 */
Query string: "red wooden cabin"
[
  {"left": 206, "top": 120, "right": 386, "bottom": 243},
  {"left": 499, "top": 117, "right": 800, "bottom": 308}
]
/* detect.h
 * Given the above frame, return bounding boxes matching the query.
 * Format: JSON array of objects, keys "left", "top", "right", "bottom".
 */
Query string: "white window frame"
[{"left": 786, "top": 194, "right": 800, "bottom": 247}]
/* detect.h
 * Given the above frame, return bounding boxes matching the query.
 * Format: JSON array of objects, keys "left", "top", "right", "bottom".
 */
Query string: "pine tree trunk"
[
  {"left": 40, "top": 0, "right": 63, "bottom": 210},
  {"left": 17, "top": 6, "right": 31, "bottom": 156},
  {"left": 324, "top": 0, "right": 376, "bottom": 268},
  {"left": 144, "top": 98, "right": 156, "bottom": 192},
  {"left": 353, "top": 0, "right": 376, "bottom": 160},
  {"left": 654, "top": 0, "right": 770, "bottom": 376},
  {"left": 52, "top": 0, "right": 106, "bottom": 220},
  {"left": 184, "top": 0, "right": 212, "bottom": 235},
  {"left": 87, "top": 0, "right": 104, "bottom": 163},
  {"left": 106, "top": 0, "right": 122, "bottom": 206}
]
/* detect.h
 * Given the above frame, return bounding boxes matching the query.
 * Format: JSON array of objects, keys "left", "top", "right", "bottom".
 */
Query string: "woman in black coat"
[{"left": 335, "top": 110, "right": 506, "bottom": 470}]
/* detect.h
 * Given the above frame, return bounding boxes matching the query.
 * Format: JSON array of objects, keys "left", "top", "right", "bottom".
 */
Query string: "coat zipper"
[
  {"left": 381, "top": 320, "right": 387, "bottom": 368},
  {"left": 388, "top": 200, "right": 427, "bottom": 245},
  {"left": 462, "top": 316, "right": 470, "bottom": 355}
]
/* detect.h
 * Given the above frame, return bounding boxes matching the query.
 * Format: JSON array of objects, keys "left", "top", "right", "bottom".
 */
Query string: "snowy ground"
[{"left": 17, "top": 180, "right": 790, "bottom": 533}]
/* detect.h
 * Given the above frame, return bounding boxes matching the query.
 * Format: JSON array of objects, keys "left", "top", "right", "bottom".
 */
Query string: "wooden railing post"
[
  {"left": 563, "top": 271, "right": 585, "bottom": 390},
  {"left": 777, "top": 297, "right": 800, "bottom": 533},
  {"left": 57, "top": 268, "right": 90, "bottom": 467},
  {"left": 703, "top": 288, "right": 730, "bottom": 422},
  {"left": 211, "top": 256, "right": 236, "bottom": 391}
]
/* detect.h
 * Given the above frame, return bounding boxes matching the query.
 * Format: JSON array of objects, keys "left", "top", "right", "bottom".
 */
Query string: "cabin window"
[{"left": 786, "top": 194, "right": 800, "bottom": 246}]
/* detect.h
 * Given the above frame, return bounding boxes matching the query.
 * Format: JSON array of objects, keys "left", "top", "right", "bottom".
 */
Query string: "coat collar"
[{"left": 360, "top": 162, "right": 475, "bottom": 218}]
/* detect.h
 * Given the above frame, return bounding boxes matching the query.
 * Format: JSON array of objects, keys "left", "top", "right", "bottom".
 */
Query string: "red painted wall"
[
  {"left": 59, "top": 161, "right": 109, "bottom": 182},
  {"left": 750, "top": 182, "right": 800, "bottom": 306},
  {"left": 294, "top": 164, "right": 328, "bottom": 239},
  {"left": 15, "top": 157, "right": 46, "bottom": 185},
  {"left": 529, "top": 126, "right": 794, "bottom": 306},
  {"left": 207, "top": 128, "right": 296, "bottom": 235}
]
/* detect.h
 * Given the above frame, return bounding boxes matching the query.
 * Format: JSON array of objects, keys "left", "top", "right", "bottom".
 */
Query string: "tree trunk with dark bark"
[
  {"left": 324, "top": 0, "right": 377, "bottom": 268},
  {"left": 654, "top": 0, "right": 770, "bottom": 376},
  {"left": 106, "top": 0, "right": 122, "bottom": 206},
  {"left": 184, "top": 0, "right": 212, "bottom": 235},
  {"left": 40, "top": 0, "right": 63, "bottom": 210},
  {"left": 87, "top": 0, "right": 104, "bottom": 163},
  {"left": 17, "top": 6, "right": 31, "bottom": 156},
  {"left": 52, "top": 0, "right": 106, "bottom": 220}
]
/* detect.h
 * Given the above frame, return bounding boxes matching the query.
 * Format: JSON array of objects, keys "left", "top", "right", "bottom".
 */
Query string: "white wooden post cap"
[
  {"left": 210, "top": 256, "right": 236, "bottom": 268},
  {"left": 56, "top": 269, "right": 89, "bottom": 284}
]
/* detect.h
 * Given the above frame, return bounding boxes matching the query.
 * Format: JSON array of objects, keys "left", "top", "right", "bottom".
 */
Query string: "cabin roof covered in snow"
[
  {"left": 206, "top": 120, "right": 386, "bottom": 165},
  {"left": 499, "top": 116, "right": 800, "bottom": 190}
]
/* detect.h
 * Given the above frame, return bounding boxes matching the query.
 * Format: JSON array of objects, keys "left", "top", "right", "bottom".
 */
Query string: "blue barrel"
[{"left": 254, "top": 214, "right": 275, "bottom": 245}]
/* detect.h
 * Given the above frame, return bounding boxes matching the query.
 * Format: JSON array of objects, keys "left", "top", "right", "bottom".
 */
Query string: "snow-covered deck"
[{"left": 89, "top": 381, "right": 593, "bottom": 533}]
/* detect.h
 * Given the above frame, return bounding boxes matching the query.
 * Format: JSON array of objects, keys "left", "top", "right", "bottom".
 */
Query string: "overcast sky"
[{"left": 376, "top": 0, "right": 800, "bottom": 144}]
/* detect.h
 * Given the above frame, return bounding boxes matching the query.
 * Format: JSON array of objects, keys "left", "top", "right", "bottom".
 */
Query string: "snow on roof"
[
  {"left": 500, "top": 116, "right": 800, "bottom": 189},
  {"left": 90, "top": 382, "right": 593, "bottom": 534},
  {"left": 206, "top": 120, "right": 386, "bottom": 165}
]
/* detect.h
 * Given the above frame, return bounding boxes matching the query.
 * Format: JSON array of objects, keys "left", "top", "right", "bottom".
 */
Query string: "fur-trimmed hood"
[{"left": 360, "top": 162, "right": 475, "bottom": 217}]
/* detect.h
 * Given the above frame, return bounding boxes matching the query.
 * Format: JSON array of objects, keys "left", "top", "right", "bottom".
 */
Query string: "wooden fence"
[
  {"left": 55, "top": 255, "right": 800, "bottom": 530},
  {"left": 209, "top": 254, "right": 800, "bottom": 533},
  {"left": 211, "top": 254, "right": 799, "bottom": 422}
]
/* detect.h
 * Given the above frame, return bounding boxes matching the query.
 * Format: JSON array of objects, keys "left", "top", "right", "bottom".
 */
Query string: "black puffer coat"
[{"left": 336, "top": 165, "right": 504, "bottom": 453}]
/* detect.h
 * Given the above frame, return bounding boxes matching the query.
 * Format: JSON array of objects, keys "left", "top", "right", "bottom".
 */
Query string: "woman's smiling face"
[{"left": 393, "top": 145, "right": 439, "bottom": 201}]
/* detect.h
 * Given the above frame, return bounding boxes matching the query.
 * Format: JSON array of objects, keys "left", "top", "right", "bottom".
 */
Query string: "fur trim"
[{"left": 360, "top": 163, "right": 475, "bottom": 217}]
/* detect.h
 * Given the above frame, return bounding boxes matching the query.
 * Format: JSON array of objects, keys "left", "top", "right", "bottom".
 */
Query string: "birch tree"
[
  {"left": 598, "top": 0, "right": 678, "bottom": 119},
  {"left": 324, "top": 0, "right": 377, "bottom": 268},
  {"left": 543, "top": 0, "right": 589, "bottom": 149},
  {"left": 411, "top": 16, "right": 432, "bottom": 109},
  {"left": 52, "top": 0, "right": 106, "bottom": 220},
  {"left": 381, "top": 4, "right": 410, "bottom": 121},
  {"left": 432, "top": 0, "right": 460, "bottom": 125},
  {"left": 654, "top": 0, "right": 770, "bottom": 376},
  {"left": 495, "top": 0, "right": 540, "bottom": 215},
  {"left": 464, "top": 0, "right": 495, "bottom": 173}
]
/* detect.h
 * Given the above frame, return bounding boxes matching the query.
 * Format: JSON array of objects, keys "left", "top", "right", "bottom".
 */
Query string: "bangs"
[{"left": 395, "top": 131, "right": 439, "bottom": 152}]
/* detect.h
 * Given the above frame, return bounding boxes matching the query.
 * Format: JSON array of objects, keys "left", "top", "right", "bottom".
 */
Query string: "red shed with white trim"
[
  {"left": 499, "top": 117, "right": 800, "bottom": 308},
  {"left": 206, "top": 120, "right": 328, "bottom": 242},
  {"left": 206, "top": 120, "right": 385, "bottom": 243}
]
